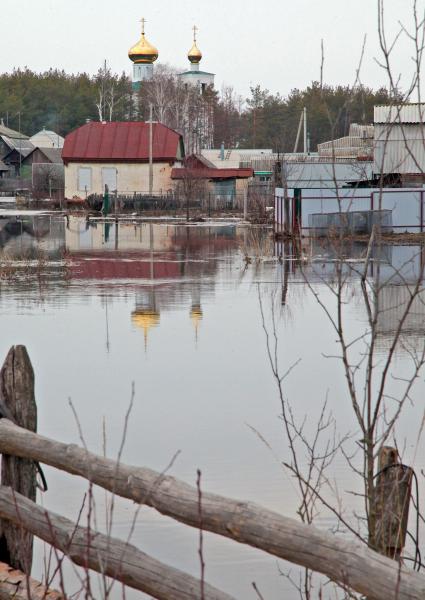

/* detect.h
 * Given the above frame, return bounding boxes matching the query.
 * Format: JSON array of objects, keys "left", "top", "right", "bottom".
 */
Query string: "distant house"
[
  {"left": 0, "top": 121, "right": 32, "bottom": 160},
  {"left": 171, "top": 154, "right": 253, "bottom": 201},
  {"left": 29, "top": 128, "right": 64, "bottom": 149},
  {"left": 0, "top": 121, "right": 34, "bottom": 176},
  {"left": 2, "top": 146, "right": 35, "bottom": 177},
  {"left": 62, "top": 121, "right": 185, "bottom": 199},
  {"left": 22, "top": 147, "right": 64, "bottom": 198}
]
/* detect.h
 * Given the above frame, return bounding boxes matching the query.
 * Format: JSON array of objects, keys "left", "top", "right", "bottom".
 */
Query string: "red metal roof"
[
  {"left": 171, "top": 167, "right": 253, "bottom": 180},
  {"left": 62, "top": 122, "right": 183, "bottom": 163}
]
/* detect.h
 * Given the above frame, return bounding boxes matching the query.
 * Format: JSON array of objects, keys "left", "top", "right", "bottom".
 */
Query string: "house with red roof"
[{"left": 62, "top": 121, "right": 184, "bottom": 200}]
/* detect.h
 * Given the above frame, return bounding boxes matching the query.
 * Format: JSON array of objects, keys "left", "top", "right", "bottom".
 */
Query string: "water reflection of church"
[
  {"left": 131, "top": 280, "right": 203, "bottom": 345},
  {"left": 65, "top": 217, "right": 242, "bottom": 343}
]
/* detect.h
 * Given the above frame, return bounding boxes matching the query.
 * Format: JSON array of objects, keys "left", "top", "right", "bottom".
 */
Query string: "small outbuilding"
[
  {"left": 22, "top": 147, "right": 64, "bottom": 198},
  {"left": 171, "top": 154, "right": 253, "bottom": 203},
  {"left": 0, "top": 121, "right": 33, "bottom": 163},
  {"left": 62, "top": 121, "right": 184, "bottom": 200},
  {"left": 374, "top": 103, "right": 425, "bottom": 185}
]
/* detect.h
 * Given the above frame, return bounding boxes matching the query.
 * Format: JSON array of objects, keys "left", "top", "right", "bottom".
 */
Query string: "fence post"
[
  {"left": 243, "top": 187, "right": 248, "bottom": 220},
  {"left": 374, "top": 446, "right": 413, "bottom": 561},
  {"left": 0, "top": 346, "right": 37, "bottom": 573}
]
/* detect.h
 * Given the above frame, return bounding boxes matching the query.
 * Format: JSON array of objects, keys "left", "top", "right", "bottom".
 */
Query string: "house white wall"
[{"left": 65, "top": 161, "right": 178, "bottom": 199}]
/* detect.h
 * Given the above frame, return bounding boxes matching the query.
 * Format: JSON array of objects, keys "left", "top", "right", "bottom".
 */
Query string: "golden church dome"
[
  {"left": 129, "top": 19, "right": 158, "bottom": 64},
  {"left": 188, "top": 42, "right": 202, "bottom": 64},
  {"left": 188, "top": 25, "right": 202, "bottom": 64}
]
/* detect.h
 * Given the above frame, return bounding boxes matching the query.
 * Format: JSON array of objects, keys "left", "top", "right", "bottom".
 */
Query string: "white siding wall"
[
  {"left": 374, "top": 104, "right": 425, "bottom": 174},
  {"left": 374, "top": 123, "right": 425, "bottom": 174},
  {"left": 65, "top": 162, "right": 176, "bottom": 198}
]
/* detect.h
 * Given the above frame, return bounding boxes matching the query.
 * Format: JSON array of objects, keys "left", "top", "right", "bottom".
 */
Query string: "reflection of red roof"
[
  {"left": 171, "top": 167, "right": 253, "bottom": 180},
  {"left": 62, "top": 122, "right": 183, "bottom": 163},
  {"left": 69, "top": 252, "right": 181, "bottom": 279}
]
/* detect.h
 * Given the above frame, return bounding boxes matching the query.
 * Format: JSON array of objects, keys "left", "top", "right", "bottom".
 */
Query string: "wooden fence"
[{"left": 0, "top": 345, "right": 424, "bottom": 599}]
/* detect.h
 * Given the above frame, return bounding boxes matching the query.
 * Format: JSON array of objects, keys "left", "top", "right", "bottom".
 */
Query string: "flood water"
[{"left": 1, "top": 214, "right": 425, "bottom": 599}]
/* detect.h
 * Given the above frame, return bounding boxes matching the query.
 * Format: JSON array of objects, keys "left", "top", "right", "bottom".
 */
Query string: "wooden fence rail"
[
  {"left": 0, "top": 486, "right": 233, "bottom": 600},
  {"left": 0, "top": 419, "right": 424, "bottom": 600}
]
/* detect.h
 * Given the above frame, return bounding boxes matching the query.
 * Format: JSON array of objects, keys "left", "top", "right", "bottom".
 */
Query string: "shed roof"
[
  {"left": 0, "top": 160, "right": 8, "bottom": 172},
  {"left": 24, "top": 147, "right": 63, "bottom": 164},
  {"left": 39, "top": 147, "right": 63, "bottom": 163},
  {"left": 171, "top": 167, "right": 253, "bottom": 180},
  {"left": 0, "top": 121, "right": 28, "bottom": 140},
  {"left": 374, "top": 104, "right": 425, "bottom": 124},
  {"left": 2, "top": 145, "right": 35, "bottom": 162},
  {"left": 30, "top": 129, "right": 64, "bottom": 149},
  {"left": 62, "top": 122, "right": 183, "bottom": 163},
  {"left": 1, "top": 136, "right": 34, "bottom": 155}
]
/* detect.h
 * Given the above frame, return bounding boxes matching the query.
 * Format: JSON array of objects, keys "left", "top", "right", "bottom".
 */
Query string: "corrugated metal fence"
[{"left": 275, "top": 187, "right": 425, "bottom": 234}]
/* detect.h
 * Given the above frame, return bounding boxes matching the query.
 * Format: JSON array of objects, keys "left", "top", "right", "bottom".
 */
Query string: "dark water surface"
[{"left": 1, "top": 214, "right": 425, "bottom": 599}]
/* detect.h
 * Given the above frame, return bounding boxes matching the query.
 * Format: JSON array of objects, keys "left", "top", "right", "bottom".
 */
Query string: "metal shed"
[{"left": 374, "top": 104, "right": 425, "bottom": 176}]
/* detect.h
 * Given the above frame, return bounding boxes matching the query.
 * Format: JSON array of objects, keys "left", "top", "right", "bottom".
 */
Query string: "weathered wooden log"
[
  {"left": 0, "top": 486, "right": 234, "bottom": 600},
  {"left": 0, "top": 421, "right": 423, "bottom": 599},
  {"left": 0, "top": 346, "right": 37, "bottom": 572},
  {"left": 374, "top": 446, "right": 413, "bottom": 560},
  {"left": 0, "top": 561, "right": 63, "bottom": 600}
]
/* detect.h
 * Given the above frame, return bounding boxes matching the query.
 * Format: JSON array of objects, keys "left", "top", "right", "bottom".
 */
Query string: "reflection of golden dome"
[
  {"left": 129, "top": 20, "right": 158, "bottom": 64},
  {"left": 132, "top": 310, "right": 160, "bottom": 350},
  {"left": 132, "top": 310, "right": 160, "bottom": 331},
  {"left": 190, "top": 305, "right": 203, "bottom": 341},
  {"left": 131, "top": 309, "right": 159, "bottom": 329},
  {"left": 188, "top": 25, "right": 202, "bottom": 64}
]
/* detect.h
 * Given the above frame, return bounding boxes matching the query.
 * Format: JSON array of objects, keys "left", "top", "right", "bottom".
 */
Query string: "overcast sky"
[{"left": 1, "top": 0, "right": 420, "bottom": 99}]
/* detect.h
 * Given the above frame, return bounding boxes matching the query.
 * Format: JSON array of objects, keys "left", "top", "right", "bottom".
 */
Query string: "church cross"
[
  {"left": 140, "top": 17, "right": 146, "bottom": 35},
  {"left": 193, "top": 25, "right": 198, "bottom": 42}
]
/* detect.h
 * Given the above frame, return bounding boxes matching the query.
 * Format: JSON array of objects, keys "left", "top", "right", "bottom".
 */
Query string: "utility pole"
[
  {"left": 303, "top": 107, "right": 307, "bottom": 155},
  {"left": 149, "top": 103, "right": 153, "bottom": 196},
  {"left": 18, "top": 112, "right": 22, "bottom": 181},
  {"left": 293, "top": 110, "right": 303, "bottom": 153}
]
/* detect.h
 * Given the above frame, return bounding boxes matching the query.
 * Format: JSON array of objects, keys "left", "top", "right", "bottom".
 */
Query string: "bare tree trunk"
[
  {"left": 0, "top": 486, "right": 234, "bottom": 600},
  {"left": 0, "top": 420, "right": 424, "bottom": 600},
  {"left": 0, "top": 347, "right": 37, "bottom": 573}
]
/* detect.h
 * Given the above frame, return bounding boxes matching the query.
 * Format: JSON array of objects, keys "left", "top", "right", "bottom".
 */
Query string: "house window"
[
  {"left": 102, "top": 167, "right": 117, "bottom": 192},
  {"left": 78, "top": 167, "right": 92, "bottom": 192}
]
